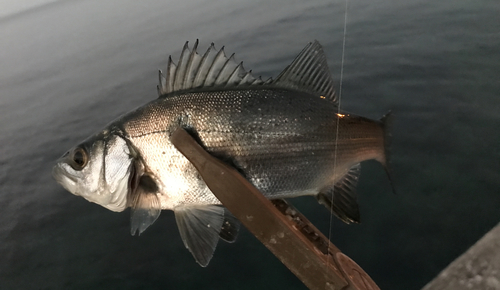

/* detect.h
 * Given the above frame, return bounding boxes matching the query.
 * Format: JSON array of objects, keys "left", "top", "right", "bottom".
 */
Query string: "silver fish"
[{"left": 53, "top": 40, "right": 393, "bottom": 266}]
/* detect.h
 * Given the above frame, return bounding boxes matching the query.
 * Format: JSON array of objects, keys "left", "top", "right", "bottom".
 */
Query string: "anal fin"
[{"left": 317, "top": 163, "right": 361, "bottom": 224}]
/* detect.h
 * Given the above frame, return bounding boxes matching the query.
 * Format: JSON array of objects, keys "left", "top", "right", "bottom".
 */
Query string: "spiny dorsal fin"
[
  {"left": 272, "top": 40, "right": 337, "bottom": 104},
  {"left": 157, "top": 40, "right": 267, "bottom": 97}
]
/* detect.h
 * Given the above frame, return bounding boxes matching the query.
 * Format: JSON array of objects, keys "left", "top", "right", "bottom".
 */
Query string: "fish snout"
[{"left": 52, "top": 161, "right": 79, "bottom": 195}]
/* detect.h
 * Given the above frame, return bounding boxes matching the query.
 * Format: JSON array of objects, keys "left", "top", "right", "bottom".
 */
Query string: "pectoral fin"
[
  {"left": 130, "top": 176, "right": 161, "bottom": 236},
  {"left": 317, "top": 163, "right": 361, "bottom": 224},
  {"left": 174, "top": 205, "right": 239, "bottom": 267}
]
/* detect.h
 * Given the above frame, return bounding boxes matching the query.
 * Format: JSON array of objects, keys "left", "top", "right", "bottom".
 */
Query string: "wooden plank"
[{"left": 422, "top": 223, "right": 500, "bottom": 290}]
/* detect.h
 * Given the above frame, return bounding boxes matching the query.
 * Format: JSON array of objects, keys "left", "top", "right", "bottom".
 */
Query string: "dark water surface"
[{"left": 1, "top": 0, "right": 499, "bottom": 289}]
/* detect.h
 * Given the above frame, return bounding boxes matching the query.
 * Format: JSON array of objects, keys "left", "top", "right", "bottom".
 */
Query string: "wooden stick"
[{"left": 171, "top": 128, "right": 379, "bottom": 290}]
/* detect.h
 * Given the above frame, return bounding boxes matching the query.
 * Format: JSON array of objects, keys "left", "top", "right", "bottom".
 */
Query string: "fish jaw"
[
  {"left": 52, "top": 162, "right": 78, "bottom": 195},
  {"left": 52, "top": 133, "right": 133, "bottom": 212}
]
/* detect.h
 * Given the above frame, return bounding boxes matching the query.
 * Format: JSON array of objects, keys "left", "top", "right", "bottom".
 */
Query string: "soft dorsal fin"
[
  {"left": 316, "top": 163, "right": 361, "bottom": 224},
  {"left": 157, "top": 40, "right": 268, "bottom": 97},
  {"left": 272, "top": 40, "right": 337, "bottom": 104}
]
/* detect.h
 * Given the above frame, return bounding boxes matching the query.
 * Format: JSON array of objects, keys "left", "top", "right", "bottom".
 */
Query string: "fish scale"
[{"left": 120, "top": 89, "right": 342, "bottom": 203}]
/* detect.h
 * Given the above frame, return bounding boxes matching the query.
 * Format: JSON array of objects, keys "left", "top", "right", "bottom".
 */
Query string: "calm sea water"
[{"left": 1, "top": 0, "right": 499, "bottom": 289}]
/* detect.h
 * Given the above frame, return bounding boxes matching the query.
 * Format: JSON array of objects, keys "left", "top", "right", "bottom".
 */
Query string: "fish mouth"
[{"left": 52, "top": 163, "right": 78, "bottom": 195}]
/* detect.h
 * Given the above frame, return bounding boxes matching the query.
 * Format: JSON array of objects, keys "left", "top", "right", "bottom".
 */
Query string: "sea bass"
[{"left": 52, "top": 40, "right": 393, "bottom": 266}]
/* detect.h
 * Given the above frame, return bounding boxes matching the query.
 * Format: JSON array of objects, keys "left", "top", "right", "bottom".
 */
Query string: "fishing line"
[{"left": 327, "top": 0, "right": 349, "bottom": 260}]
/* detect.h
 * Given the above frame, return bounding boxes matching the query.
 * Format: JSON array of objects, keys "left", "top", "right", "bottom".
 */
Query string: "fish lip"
[
  {"left": 52, "top": 162, "right": 73, "bottom": 182},
  {"left": 52, "top": 162, "right": 78, "bottom": 194}
]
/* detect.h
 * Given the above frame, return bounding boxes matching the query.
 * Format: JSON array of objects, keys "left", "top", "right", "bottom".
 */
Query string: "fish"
[{"left": 52, "top": 40, "right": 393, "bottom": 267}]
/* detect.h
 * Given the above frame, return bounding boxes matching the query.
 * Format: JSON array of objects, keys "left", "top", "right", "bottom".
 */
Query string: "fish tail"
[{"left": 380, "top": 111, "right": 396, "bottom": 194}]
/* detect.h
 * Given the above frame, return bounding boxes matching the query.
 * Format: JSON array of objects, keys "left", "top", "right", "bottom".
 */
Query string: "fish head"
[{"left": 52, "top": 131, "right": 134, "bottom": 212}]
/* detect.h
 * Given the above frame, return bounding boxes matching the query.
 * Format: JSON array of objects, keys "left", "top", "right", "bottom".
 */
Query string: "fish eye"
[{"left": 71, "top": 147, "right": 88, "bottom": 170}]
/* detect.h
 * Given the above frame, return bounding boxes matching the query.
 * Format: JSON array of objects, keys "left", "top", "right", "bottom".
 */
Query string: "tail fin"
[{"left": 380, "top": 111, "right": 396, "bottom": 194}]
